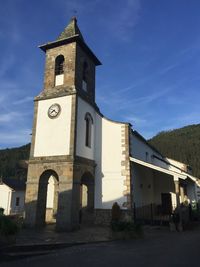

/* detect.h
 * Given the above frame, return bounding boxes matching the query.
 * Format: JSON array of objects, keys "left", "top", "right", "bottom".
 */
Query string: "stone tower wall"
[
  {"left": 25, "top": 157, "right": 95, "bottom": 230},
  {"left": 43, "top": 42, "right": 76, "bottom": 91},
  {"left": 75, "top": 43, "right": 96, "bottom": 102}
]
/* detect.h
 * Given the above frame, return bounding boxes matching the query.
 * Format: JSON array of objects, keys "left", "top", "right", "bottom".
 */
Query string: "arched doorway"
[
  {"left": 80, "top": 172, "right": 94, "bottom": 225},
  {"left": 36, "top": 170, "right": 59, "bottom": 227}
]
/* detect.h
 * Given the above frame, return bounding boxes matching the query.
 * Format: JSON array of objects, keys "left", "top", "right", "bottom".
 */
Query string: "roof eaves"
[{"left": 39, "top": 35, "right": 101, "bottom": 66}]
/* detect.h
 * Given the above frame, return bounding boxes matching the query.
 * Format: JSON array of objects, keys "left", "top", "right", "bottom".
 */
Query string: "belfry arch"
[
  {"left": 80, "top": 172, "right": 95, "bottom": 224},
  {"left": 36, "top": 170, "right": 59, "bottom": 227}
]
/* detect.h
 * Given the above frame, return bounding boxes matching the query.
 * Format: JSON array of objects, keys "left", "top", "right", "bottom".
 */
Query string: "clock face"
[{"left": 48, "top": 103, "right": 61, "bottom": 118}]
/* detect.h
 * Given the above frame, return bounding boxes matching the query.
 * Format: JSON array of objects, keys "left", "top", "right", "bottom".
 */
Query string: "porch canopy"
[
  {"left": 129, "top": 157, "right": 198, "bottom": 224},
  {"left": 130, "top": 157, "right": 196, "bottom": 182},
  {"left": 129, "top": 157, "right": 197, "bottom": 210}
]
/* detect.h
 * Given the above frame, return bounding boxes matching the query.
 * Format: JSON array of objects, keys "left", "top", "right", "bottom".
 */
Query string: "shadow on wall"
[
  {"left": 94, "top": 113, "right": 103, "bottom": 208},
  {"left": 25, "top": 194, "right": 133, "bottom": 229},
  {"left": 132, "top": 162, "right": 176, "bottom": 207},
  {"left": 25, "top": 189, "right": 76, "bottom": 231}
]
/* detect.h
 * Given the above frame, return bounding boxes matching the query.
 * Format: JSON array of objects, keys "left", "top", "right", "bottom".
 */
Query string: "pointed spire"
[
  {"left": 57, "top": 17, "right": 84, "bottom": 42},
  {"left": 39, "top": 17, "right": 101, "bottom": 65}
]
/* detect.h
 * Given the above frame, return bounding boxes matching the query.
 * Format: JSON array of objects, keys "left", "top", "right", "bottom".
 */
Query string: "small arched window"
[
  {"left": 85, "top": 113, "right": 93, "bottom": 147},
  {"left": 55, "top": 55, "right": 64, "bottom": 75},
  {"left": 82, "top": 61, "right": 88, "bottom": 91}
]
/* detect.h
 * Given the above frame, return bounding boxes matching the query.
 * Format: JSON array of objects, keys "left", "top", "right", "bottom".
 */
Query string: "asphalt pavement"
[{"left": 1, "top": 226, "right": 200, "bottom": 267}]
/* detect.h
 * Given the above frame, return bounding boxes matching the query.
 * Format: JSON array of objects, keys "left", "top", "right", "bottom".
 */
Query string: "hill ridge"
[{"left": 149, "top": 123, "right": 200, "bottom": 177}]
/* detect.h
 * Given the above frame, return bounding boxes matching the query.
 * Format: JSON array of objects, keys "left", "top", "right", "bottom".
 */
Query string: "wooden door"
[{"left": 161, "top": 193, "right": 172, "bottom": 214}]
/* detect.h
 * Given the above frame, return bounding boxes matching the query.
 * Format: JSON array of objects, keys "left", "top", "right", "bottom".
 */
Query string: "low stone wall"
[
  {"left": 45, "top": 208, "right": 54, "bottom": 222},
  {"left": 94, "top": 209, "right": 111, "bottom": 225},
  {"left": 94, "top": 209, "right": 133, "bottom": 225}
]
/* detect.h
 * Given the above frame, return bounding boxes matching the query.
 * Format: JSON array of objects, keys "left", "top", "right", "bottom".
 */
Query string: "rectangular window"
[
  {"left": 85, "top": 119, "right": 91, "bottom": 147},
  {"left": 16, "top": 197, "right": 20, "bottom": 207}
]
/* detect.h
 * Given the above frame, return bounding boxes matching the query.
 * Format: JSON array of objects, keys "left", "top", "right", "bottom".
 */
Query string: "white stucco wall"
[
  {"left": 130, "top": 133, "right": 192, "bottom": 208},
  {"left": 0, "top": 185, "right": 25, "bottom": 215},
  {"left": 55, "top": 74, "right": 64, "bottom": 86},
  {"left": 130, "top": 133, "right": 166, "bottom": 168},
  {"left": 132, "top": 163, "right": 176, "bottom": 207},
  {"left": 153, "top": 172, "right": 176, "bottom": 207},
  {"left": 132, "top": 164, "right": 154, "bottom": 206},
  {"left": 76, "top": 97, "right": 95, "bottom": 160},
  {"left": 130, "top": 133, "right": 192, "bottom": 177},
  {"left": 95, "top": 116, "right": 126, "bottom": 209},
  {"left": 10, "top": 191, "right": 25, "bottom": 214},
  {"left": 167, "top": 158, "right": 186, "bottom": 171},
  {"left": 0, "top": 184, "right": 12, "bottom": 215},
  {"left": 166, "top": 158, "right": 192, "bottom": 175},
  {"left": 76, "top": 97, "right": 127, "bottom": 209},
  {"left": 34, "top": 95, "right": 72, "bottom": 157}
]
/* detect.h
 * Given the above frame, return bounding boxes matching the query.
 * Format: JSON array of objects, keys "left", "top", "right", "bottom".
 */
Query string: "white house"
[
  {"left": 0, "top": 179, "right": 25, "bottom": 215},
  {"left": 24, "top": 17, "right": 199, "bottom": 230}
]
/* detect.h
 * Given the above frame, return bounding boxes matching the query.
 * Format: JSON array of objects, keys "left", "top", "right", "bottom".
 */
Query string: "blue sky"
[{"left": 0, "top": 0, "right": 200, "bottom": 148}]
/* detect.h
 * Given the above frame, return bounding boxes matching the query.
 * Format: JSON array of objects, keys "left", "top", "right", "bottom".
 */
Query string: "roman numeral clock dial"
[{"left": 48, "top": 103, "right": 61, "bottom": 119}]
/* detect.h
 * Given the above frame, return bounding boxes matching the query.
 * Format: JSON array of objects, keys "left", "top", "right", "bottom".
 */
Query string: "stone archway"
[
  {"left": 35, "top": 170, "right": 59, "bottom": 227},
  {"left": 80, "top": 172, "right": 94, "bottom": 225}
]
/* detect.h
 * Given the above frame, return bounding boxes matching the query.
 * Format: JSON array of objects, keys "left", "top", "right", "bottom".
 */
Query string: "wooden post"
[
  {"left": 174, "top": 180, "right": 180, "bottom": 207},
  {"left": 174, "top": 179, "right": 183, "bottom": 231}
]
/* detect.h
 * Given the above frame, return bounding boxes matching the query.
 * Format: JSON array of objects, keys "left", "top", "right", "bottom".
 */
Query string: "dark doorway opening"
[{"left": 161, "top": 193, "right": 172, "bottom": 214}]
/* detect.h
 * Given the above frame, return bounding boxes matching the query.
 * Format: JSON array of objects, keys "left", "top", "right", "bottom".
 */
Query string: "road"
[{"left": 1, "top": 229, "right": 200, "bottom": 267}]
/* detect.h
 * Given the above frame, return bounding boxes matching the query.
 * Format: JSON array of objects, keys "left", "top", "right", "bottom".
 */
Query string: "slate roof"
[
  {"left": 1, "top": 178, "right": 26, "bottom": 191},
  {"left": 57, "top": 17, "right": 84, "bottom": 41}
]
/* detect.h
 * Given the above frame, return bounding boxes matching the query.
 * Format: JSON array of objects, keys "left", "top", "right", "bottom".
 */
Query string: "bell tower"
[
  {"left": 38, "top": 17, "right": 101, "bottom": 105},
  {"left": 25, "top": 17, "right": 101, "bottom": 231}
]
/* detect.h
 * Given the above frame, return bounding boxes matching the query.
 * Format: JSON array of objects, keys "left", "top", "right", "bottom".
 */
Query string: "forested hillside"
[
  {"left": 149, "top": 124, "right": 200, "bottom": 178},
  {"left": 0, "top": 144, "right": 30, "bottom": 180}
]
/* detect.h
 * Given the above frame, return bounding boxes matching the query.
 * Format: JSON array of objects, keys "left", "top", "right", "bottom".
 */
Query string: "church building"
[{"left": 25, "top": 18, "right": 199, "bottom": 231}]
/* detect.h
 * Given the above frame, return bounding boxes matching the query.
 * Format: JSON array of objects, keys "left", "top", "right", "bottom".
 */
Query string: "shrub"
[
  {"left": 0, "top": 208, "right": 4, "bottom": 215},
  {"left": 0, "top": 215, "right": 19, "bottom": 236},
  {"left": 111, "top": 221, "right": 143, "bottom": 234}
]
